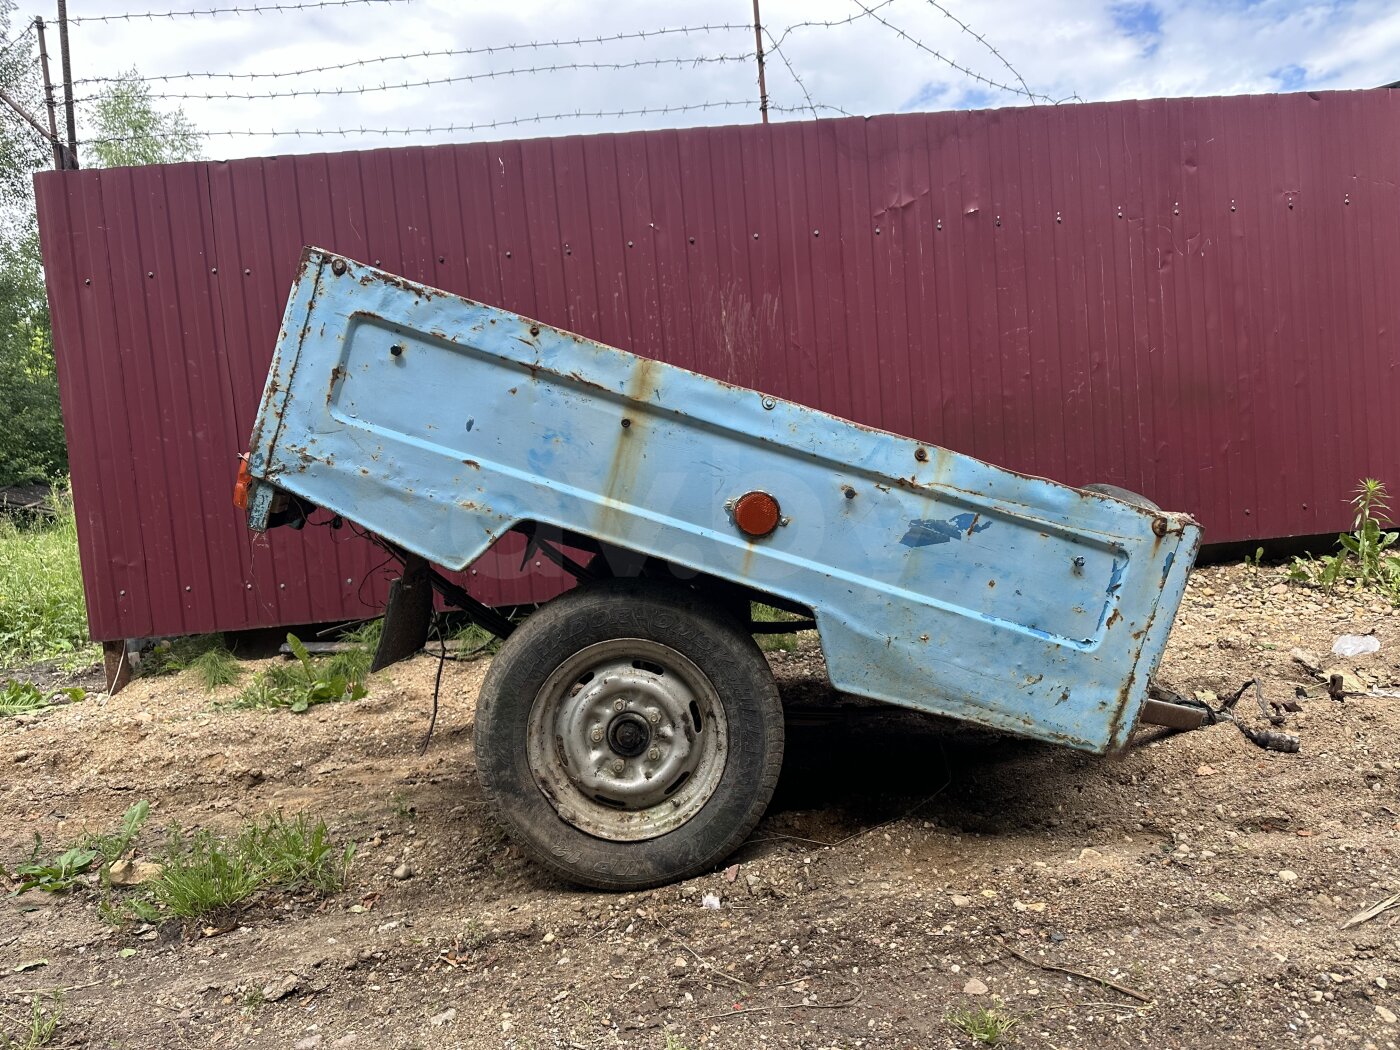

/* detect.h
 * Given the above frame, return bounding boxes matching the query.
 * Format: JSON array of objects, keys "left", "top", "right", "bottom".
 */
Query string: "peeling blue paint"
[
  {"left": 902, "top": 513, "right": 993, "bottom": 548},
  {"left": 246, "top": 249, "right": 1203, "bottom": 755}
]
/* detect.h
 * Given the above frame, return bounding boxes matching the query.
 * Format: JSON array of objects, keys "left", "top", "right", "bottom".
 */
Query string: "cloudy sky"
[{"left": 7, "top": 0, "right": 1400, "bottom": 160}]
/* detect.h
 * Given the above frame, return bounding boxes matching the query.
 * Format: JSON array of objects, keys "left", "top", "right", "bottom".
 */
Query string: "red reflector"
[
  {"left": 233, "top": 456, "right": 253, "bottom": 509},
  {"left": 733, "top": 491, "right": 781, "bottom": 538}
]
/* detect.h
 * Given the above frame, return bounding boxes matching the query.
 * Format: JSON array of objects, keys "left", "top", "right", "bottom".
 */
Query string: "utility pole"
[
  {"left": 55, "top": 0, "right": 77, "bottom": 168},
  {"left": 751, "top": 0, "right": 769, "bottom": 124},
  {"left": 34, "top": 18, "right": 68, "bottom": 169}
]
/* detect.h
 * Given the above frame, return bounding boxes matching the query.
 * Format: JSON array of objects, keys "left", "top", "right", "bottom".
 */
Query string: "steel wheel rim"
[{"left": 526, "top": 638, "right": 729, "bottom": 842}]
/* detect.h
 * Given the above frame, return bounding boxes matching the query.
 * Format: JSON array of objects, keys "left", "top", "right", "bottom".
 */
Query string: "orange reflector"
[
  {"left": 233, "top": 456, "right": 253, "bottom": 509},
  {"left": 733, "top": 491, "right": 781, "bottom": 538}
]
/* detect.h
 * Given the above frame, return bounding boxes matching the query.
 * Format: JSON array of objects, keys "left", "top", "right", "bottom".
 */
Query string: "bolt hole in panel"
[{"left": 252, "top": 251, "right": 1201, "bottom": 753}]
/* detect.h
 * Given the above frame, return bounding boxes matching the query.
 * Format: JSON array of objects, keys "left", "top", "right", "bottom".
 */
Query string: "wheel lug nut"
[
  {"left": 613, "top": 698, "right": 626, "bottom": 712},
  {"left": 611, "top": 758, "right": 624, "bottom": 774},
  {"left": 648, "top": 710, "right": 661, "bottom": 724},
  {"left": 647, "top": 747, "right": 660, "bottom": 761},
  {"left": 590, "top": 726, "right": 603, "bottom": 743}
]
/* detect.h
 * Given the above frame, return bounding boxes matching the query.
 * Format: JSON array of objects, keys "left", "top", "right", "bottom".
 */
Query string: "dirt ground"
[{"left": 2, "top": 561, "right": 1399, "bottom": 1049}]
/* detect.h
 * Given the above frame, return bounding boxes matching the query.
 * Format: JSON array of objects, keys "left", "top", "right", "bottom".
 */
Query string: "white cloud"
[{"left": 9, "top": 0, "right": 1400, "bottom": 161}]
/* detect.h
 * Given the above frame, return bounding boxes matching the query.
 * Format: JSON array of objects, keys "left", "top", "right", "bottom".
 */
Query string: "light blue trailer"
[{"left": 241, "top": 248, "right": 1202, "bottom": 888}]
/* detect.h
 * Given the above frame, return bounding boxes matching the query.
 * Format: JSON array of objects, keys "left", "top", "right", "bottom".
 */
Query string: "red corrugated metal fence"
[{"left": 35, "top": 90, "right": 1400, "bottom": 642}]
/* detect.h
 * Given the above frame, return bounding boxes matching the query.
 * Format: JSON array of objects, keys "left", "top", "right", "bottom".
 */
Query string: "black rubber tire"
[
  {"left": 474, "top": 579, "right": 784, "bottom": 890},
  {"left": 1082, "top": 482, "right": 1160, "bottom": 512}
]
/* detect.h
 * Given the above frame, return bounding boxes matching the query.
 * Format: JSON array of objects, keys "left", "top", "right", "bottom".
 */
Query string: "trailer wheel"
[{"left": 474, "top": 580, "right": 784, "bottom": 889}]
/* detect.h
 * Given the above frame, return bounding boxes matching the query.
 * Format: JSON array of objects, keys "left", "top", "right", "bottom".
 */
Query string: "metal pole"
[
  {"left": 0, "top": 85, "right": 59, "bottom": 145},
  {"left": 34, "top": 18, "right": 64, "bottom": 169},
  {"left": 55, "top": 0, "right": 78, "bottom": 167},
  {"left": 751, "top": 0, "right": 769, "bottom": 124}
]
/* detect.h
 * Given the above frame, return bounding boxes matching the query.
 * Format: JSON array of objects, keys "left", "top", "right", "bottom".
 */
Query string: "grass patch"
[
  {"left": 138, "top": 634, "right": 239, "bottom": 685},
  {"left": 947, "top": 1005, "right": 1018, "bottom": 1046},
  {"left": 152, "top": 813, "right": 355, "bottom": 920},
  {"left": 7, "top": 803, "right": 353, "bottom": 926},
  {"left": 188, "top": 646, "right": 241, "bottom": 688},
  {"left": 0, "top": 486, "right": 96, "bottom": 670},
  {"left": 447, "top": 619, "right": 499, "bottom": 656},
  {"left": 752, "top": 602, "right": 804, "bottom": 652},
  {"left": 0, "top": 993, "right": 62, "bottom": 1050},
  {"left": 229, "top": 633, "right": 367, "bottom": 713}
]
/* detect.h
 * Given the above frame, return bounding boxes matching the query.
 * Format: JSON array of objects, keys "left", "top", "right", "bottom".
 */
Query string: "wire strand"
[
  {"left": 850, "top": 0, "right": 1071, "bottom": 105},
  {"left": 74, "top": 54, "right": 752, "bottom": 103},
  {"left": 0, "top": 20, "right": 36, "bottom": 61},
  {"left": 761, "top": 28, "right": 823, "bottom": 119},
  {"left": 79, "top": 101, "right": 756, "bottom": 143},
  {"left": 923, "top": 0, "right": 1034, "bottom": 102},
  {"left": 768, "top": 0, "right": 895, "bottom": 51},
  {"left": 69, "top": 0, "right": 410, "bottom": 24},
  {"left": 70, "top": 24, "right": 751, "bottom": 83}
]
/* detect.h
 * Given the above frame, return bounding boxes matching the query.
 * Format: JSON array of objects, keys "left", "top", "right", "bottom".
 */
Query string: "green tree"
[
  {"left": 0, "top": 0, "right": 62, "bottom": 486},
  {"left": 89, "top": 69, "right": 202, "bottom": 168}
]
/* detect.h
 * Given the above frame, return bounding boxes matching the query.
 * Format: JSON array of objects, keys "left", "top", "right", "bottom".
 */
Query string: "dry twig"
[{"left": 995, "top": 937, "right": 1151, "bottom": 1003}]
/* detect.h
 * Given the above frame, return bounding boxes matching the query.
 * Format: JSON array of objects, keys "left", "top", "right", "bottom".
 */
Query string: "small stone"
[
  {"left": 428, "top": 1008, "right": 456, "bottom": 1026},
  {"left": 1277, "top": 869, "right": 1298, "bottom": 883},
  {"left": 951, "top": 894, "right": 973, "bottom": 907},
  {"left": 262, "top": 974, "right": 299, "bottom": 1002},
  {"left": 392, "top": 864, "right": 413, "bottom": 881},
  {"left": 963, "top": 978, "right": 989, "bottom": 995},
  {"left": 1291, "top": 648, "right": 1322, "bottom": 674},
  {"left": 108, "top": 859, "right": 163, "bottom": 887},
  {"left": 542, "top": 932, "right": 555, "bottom": 944},
  {"left": 294, "top": 1037, "right": 323, "bottom": 1049},
  {"left": 1195, "top": 764, "right": 1218, "bottom": 777},
  {"left": 1377, "top": 1004, "right": 1397, "bottom": 1024}
]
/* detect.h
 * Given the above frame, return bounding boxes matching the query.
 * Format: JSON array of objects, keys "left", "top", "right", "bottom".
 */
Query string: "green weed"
[
  {"left": 947, "top": 1004, "right": 1018, "bottom": 1046},
  {"left": 0, "top": 992, "right": 62, "bottom": 1050},
  {"left": 1291, "top": 478, "right": 1400, "bottom": 601},
  {"left": 230, "top": 633, "right": 368, "bottom": 713},
  {"left": 189, "top": 646, "right": 241, "bottom": 688},
  {"left": 153, "top": 828, "right": 264, "bottom": 918},
  {"left": 0, "top": 682, "right": 84, "bottom": 718},
  {"left": 0, "top": 681, "right": 47, "bottom": 717},
  {"left": 239, "top": 812, "right": 356, "bottom": 896},
  {"left": 5, "top": 801, "right": 150, "bottom": 894},
  {"left": 447, "top": 620, "right": 498, "bottom": 657},
  {"left": 152, "top": 812, "right": 354, "bottom": 921},
  {"left": 0, "top": 487, "right": 95, "bottom": 670},
  {"left": 138, "top": 634, "right": 235, "bottom": 683}
]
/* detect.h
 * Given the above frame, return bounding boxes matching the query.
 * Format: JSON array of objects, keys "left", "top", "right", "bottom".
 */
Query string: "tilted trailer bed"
[{"left": 238, "top": 248, "right": 1202, "bottom": 888}]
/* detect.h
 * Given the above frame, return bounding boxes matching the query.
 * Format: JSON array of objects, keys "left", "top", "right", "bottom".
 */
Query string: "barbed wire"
[
  {"left": 762, "top": 29, "right": 823, "bottom": 120},
  {"left": 768, "top": 0, "right": 894, "bottom": 52},
  {"left": 850, "top": 0, "right": 1073, "bottom": 105},
  {"left": 0, "top": 19, "right": 36, "bottom": 62},
  {"left": 923, "top": 0, "right": 1035, "bottom": 101},
  {"left": 70, "top": 24, "right": 751, "bottom": 84},
  {"left": 769, "top": 103, "right": 850, "bottom": 116},
  {"left": 71, "top": 54, "right": 752, "bottom": 103},
  {"left": 69, "top": 0, "right": 410, "bottom": 24},
  {"left": 79, "top": 101, "right": 757, "bottom": 143}
]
